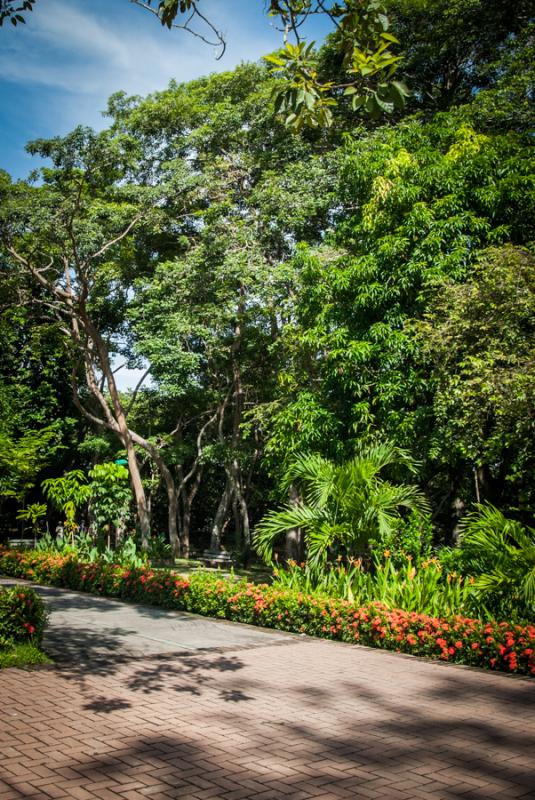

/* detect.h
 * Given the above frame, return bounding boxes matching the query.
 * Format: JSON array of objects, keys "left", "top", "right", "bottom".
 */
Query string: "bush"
[
  {"left": 0, "top": 546, "right": 533, "bottom": 676},
  {"left": 0, "top": 584, "right": 48, "bottom": 647}
]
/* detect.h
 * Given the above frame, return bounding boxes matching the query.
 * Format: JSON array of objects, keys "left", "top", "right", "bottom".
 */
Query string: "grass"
[
  {"left": 171, "top": 558, "right": 272, "bottom": 583},
  {"left": 0, "top": 643, "right": 51, "bottom": 670}
]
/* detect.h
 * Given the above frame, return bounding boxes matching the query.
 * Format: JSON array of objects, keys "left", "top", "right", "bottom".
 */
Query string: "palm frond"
[
  {"left": 253, "top": 504, "right": 326, "bottom": 563},
  {"left": 283, "top": 452, "right": 335, "bottom": 509}
]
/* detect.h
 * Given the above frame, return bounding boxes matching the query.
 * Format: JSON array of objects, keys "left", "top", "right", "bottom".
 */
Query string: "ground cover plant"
[
  {"left": 1, "top": 546, "right": 533, "bottom": 677},
  {"left": 0, "top": 583, "right": 50, "bottom": 668}
]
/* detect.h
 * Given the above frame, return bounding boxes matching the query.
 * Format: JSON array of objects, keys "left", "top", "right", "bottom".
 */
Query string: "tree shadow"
[
  {"left": 82, "top": 696, "right": 132, "bottom": 714},
  {"left": 124, "top": 651, "right": 245, "bottom": 695}
]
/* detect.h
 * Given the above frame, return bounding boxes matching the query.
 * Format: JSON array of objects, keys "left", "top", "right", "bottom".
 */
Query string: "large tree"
[{"left": 0, "top": 131, "right": 160, "bottom": 546}]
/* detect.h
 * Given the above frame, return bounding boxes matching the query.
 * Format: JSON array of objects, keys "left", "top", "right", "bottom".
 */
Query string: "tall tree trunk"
[
  {"left": 180, "top": 467, "right": 202, "bottom": 558},
  {"left": 127, "top": 432, "right": 180, "bottom": 557},
  {"left": 210, "top": 473, "right": 233, "bottom": 552},
  {"left": 227, "top": 302, "right": 250, "bottom": 555},
  {"left": 285, "top": 484, "right": 304, "bottom": 561},
  {"left": 77, "top": 308, "right": 150, "bottom": 550}
]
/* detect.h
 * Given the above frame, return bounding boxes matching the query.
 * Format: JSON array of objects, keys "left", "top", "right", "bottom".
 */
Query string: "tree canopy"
[{"left": 0, "top": 1, "right": 533, "bottom": 556}]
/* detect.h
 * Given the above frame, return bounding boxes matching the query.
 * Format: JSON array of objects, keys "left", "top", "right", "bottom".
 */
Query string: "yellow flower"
[{"left": 383, "top": 549, "right": 391, "bottom": 558}]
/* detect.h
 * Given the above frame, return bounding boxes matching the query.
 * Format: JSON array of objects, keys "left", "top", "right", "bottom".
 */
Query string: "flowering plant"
[
  {"left": 0, "top": 584, "right": 48, "bottom": 647},
  {"left": 1, "top": 546, "right": 533, "bottom": 676}
]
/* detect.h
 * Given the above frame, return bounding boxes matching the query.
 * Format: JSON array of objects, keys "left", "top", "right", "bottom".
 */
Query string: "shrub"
[
  {"left": 272, "top": 556, "right": 477, "bottom": 618},
  {"left": 0, "top": 584, "right": 48, "bottom": 647},
  {"left": 0, "top": 546, "right": 533, "bottom": 676}
]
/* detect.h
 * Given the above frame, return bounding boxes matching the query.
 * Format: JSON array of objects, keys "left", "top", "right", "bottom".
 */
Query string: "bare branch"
[
  {"left": 129, "top": 0, "right": 226, "bottom": 58},
  {"left": 87, "top": 214, "right": 142, "bottom": 263},
  {"left": 125, "top": 366, "right": 151, "bottom": 417},
  {"left": 5, "top": 246, "right": 71, "bottom": 300}
]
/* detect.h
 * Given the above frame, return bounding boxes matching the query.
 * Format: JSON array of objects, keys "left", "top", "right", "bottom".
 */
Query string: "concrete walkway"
[{"left": 0, "top": 578, "right": 534, "bottom": 799}]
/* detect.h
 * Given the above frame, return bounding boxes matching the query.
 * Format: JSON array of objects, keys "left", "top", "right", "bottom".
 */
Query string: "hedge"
[
  {"left": 1, "top": 546, "right": 534, "bottom": 676},
  {"left": 0, "top": 583, "right": 48, "bottom": 649}
]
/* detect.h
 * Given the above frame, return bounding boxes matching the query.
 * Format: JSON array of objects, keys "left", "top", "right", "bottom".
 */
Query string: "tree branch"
[
  {"left": 87, "top": 214, "right": 142, "bottom": 263},
  {"left": 129, "top": 0, "right": 226, "bottom": 58}
]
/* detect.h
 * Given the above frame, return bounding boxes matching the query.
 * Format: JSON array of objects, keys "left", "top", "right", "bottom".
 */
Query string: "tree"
[
  {"left": 42, "top": 470, "right": 90, "bottom": 541},
  {"left": 416, "top": 246, "right": 535, "bottom": 514},
  {"left": 262, "top": 109, "right": 535, "bottom": 528},
  {"left": 109, "top": 62, "right": 336, "bottom": 556},
  {"left": 384, "top": 0, "right": 533, "bottom": 112},
  {"left": 0, "top": 260, "right": 74, "bottom": 511},
  {"left": 0, "top": 131, "right": 157, "bottom": 547},
  {"left": 254, "top": 444, "right": 428, "bottom": 565},
  {"left": 88, "top": 462, "right": 131, "bottom": 548}
]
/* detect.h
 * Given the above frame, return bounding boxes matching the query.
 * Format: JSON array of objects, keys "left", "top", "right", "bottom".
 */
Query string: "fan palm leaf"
[
  {"left": 253, "top": 443, "right": 429, "bottom": 564},
  {"left": 459, "top": 504, "right": 535, "bottom": 611}
]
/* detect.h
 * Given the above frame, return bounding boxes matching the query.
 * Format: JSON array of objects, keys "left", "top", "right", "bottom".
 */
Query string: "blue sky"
[{"left": 0, "top": 0, "right": 328, "bottom": 179}]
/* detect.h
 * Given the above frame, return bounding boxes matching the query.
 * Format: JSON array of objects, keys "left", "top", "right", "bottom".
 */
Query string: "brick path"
[{"left": 1, "top": 590, "right": 534, "bottom": 799}]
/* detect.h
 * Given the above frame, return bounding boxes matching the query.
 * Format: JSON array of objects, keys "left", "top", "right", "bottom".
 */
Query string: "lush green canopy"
[{"left": 0, "top": 1, "right": 533, "bottom": 558}]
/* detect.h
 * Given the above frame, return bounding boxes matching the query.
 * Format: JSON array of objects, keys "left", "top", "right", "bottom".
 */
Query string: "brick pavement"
[{"left": 1, "top": 595, "right": 534, "bottom": 799}]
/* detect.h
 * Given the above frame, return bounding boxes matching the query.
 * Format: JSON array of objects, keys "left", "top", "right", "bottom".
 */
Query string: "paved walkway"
[{"left": 0, "top": 579, "right": 534, "bottom": 800}]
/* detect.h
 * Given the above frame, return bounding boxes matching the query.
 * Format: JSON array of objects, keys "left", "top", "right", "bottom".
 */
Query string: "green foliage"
[
  {"left": 266, "top": 110, "right": 535, "bottom": 513},
  {"left": 99, "top": 536, "right": 146, "bottom": 568},
  {"left": 272, "top": 556, "right": 475, "bottom": 618},
  {"left": 385, "top": 0, "right": 533, "bottom": 112},
  {"left": 254, "top": 444, "right": 428, "bottom": 564},
  {"left": 41, "top": 470, "right": 90, "bottom": 537},
  {"left": 1, "top": 547, "right": 533, "bottom": 675},
  {"left": 0, "top": 642, "right": 51, "bottom": 669},
  {"left": 16, "top": 503, "right": 47, "bottom": 538},
  {"left": 0, "top": 427, "right": 61, "bottom": 501},
  {"left": 459, "top": 505, "right": 535, "bottom": 619},
  {"left": 88, "top": 462, "right": 131, "bottom": 537},
  {"left": 416, "top": 246, "right": 535, "bottom": 512},
  {"left": 267, "top": 1, "right": 407, "bottom": 128},
  {"left": 375, "top": 509, "right": 433, "bottom": 567},
  {"left": 0, "top": 0, "right": 36, "bottom": 27}
]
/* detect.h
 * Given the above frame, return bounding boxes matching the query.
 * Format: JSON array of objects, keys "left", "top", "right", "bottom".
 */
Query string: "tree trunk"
[
  {"left": 285, "top": 484, "right": 304, "bottom": 561},
  {"left": 128, "top": 433, "right": 180, "bottom": 558},
  {"left": 226, "top": 303, "right": 250, "bottom": 556},
  {"left": 210, "top": 473, "right": 233, "bottom": 552},
  {"left": 180, "top": 467, "right": 202, "bottom": 558},
  {"left": 81, "top": 312, "right": 152, "bottom": 549}
]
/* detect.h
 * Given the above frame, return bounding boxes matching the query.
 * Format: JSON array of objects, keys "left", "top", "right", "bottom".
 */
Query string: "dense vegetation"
[
  {"left": 0, "top": 1, "right": 533, "bottom": 627},
  {"left": 0, "top": 583, "right": 49, "bottom": 668},
  {"left": 1, "top": 548, "right": 534, "bottom": 676}
]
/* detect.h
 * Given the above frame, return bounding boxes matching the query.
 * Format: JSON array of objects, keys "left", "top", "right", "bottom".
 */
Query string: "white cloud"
[
  {"left": 0, "top": 0, "right": 277, "bottom": 100},
  {"left": 0, "top": 0, "right": 280, "bottom": 177}
]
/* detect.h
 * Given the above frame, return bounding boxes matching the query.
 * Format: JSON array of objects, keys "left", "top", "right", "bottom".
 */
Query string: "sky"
[{"left": 0, "top": 0, "right": 329, "bottom": 179}]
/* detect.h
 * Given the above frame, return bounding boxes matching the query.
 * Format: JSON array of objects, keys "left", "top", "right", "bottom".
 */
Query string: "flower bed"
[
  {"left": 0, "top": 583, "right": 48, "bottom": 648},
  {"left": 1, "top": 546, "right": 533, "bottom": 676}
]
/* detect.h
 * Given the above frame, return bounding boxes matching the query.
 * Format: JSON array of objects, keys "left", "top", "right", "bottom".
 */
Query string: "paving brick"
[{"left": 1, "top": 588, "right": 533, "bottom": 800}]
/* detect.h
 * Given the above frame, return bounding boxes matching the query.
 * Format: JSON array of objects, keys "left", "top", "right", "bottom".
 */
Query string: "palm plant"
[
  {"left": 459, "top": 504, "right": 535, "bottom": 616},
  {"left": 254, "top": 444, "right": 429, "bottom": 565}
]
